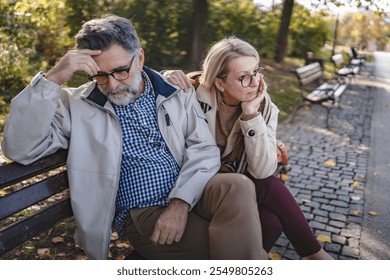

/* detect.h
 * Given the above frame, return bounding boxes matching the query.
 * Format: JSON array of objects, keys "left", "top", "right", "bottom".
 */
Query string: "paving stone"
[
  {"left": 324, "top": 243, "right": 342, "bottom": 254},
  {"left": 312, "top": 209, "right": 329, "bottom": 217},
  {"left": 334, "top": 207, "right": 349, "bottom": 215},
  {"left": 347, "top": 238, "right": 360, "bottom": 248},
  {"left": 326, "top": 225, "right": 341, "bottom": 234},
  {"left": 329, "top": 220, "right": 346, "bottom": 228},
  {"left": 342, "top": 246, "right": 360, "bottom": 258},
  {"left": 340, "top": 228, "right": 360, "bottom": 238},
  {"left": 329, "top": 213, "right": 347, "bottom": 222},
  {"left": 314, "top": 215, "right": 328, "bottom": 224},
  {"left": 346, "top": 223, "right": 361, "bottom": 231},
  {"left": 300, "top": 205, "right": 312, "bottom": 213},
  {"left": 337, "top": 195, "right": 350, "bottom": 203},
  {"left": 324, "top": 193, "right": 338, "bottom": 199},
  {"left": 282, "top": 249, "right": 301, "bottom": 260},
  {"left": 309, "top": 221, "right": 326, "bottom": 230},
  {"left": 304, "top": 201, "right": 321, "bottom": 209},
  {"left": 329, "top": 200, "right": 349, "bottom": 208},
  {"left": 335, "top": 190, "right": 349, "bottom": 196},
  {"left": 321, "top": 204, "right": 336, "bottom": 212},
  {"left": 312, "top": 191, "right": 326, "bottom": 198},
  {"left": 332, "top": 235, "right": 347, "bottom": 245},
  {"left": 348, "top": 215, "right": 363, "bottom": 224}
]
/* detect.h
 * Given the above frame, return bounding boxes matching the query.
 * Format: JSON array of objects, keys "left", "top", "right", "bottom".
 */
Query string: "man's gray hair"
[{"left": 75, "top": 14, "right": 141, "bottom": 54}]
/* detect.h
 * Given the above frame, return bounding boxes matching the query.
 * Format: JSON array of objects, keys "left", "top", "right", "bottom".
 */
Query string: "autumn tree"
[
  {"left": 188, "top": 0, "right": 208, "bottom": 70},
  {"left": 274, "top": 0, "right": 294, "bottom": 63}
]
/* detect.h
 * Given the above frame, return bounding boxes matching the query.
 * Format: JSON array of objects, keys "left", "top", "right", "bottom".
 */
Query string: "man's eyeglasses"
[
  {"left": 219, "top": 67, "right": 264, "bottom": 88},
  {"left": 88, "top": 55, "right": 136, "bottom": 86}
]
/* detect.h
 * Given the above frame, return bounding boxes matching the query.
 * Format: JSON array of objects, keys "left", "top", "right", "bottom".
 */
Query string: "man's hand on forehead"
[{"left": 45, "top": 49, "right": 102, "bottom": 85}]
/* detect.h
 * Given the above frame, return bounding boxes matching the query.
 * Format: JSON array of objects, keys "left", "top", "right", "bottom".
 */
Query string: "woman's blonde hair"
[{"left": 200, "top": 36, "right": 260, "bottom": 96}]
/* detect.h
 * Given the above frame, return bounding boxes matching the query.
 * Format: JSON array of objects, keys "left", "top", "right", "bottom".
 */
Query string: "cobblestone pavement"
[{"left": 270, "top": 67, "right": 375, "bottom": 260}]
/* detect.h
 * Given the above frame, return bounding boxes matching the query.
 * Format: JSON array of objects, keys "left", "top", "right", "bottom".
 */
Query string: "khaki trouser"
[{"left": 125, "top": 173, "right": 267, "bottom": 259}]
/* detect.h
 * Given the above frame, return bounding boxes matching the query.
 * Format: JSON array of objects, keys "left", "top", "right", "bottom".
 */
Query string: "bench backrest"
[
  {"left": 331, "top": 54, "right": 344, "bottom": 67},
  {"left": 295, "top": 62, "right": 323, "bottom": 87},
  {"left": 0, "top": 149, "right": 71, "bottom": 255}
]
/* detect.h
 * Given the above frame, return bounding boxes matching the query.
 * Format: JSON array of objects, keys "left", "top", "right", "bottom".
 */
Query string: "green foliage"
[
  {"left": 289, "top": 4, "right": 330, "bottom": 58},
  {"left": 337, "top": 12, "right": 390, "bottom": 50},
  {"left": 207, "top": 0, "right": 279, "bottom": 60},
  {"left": 0, "top": 0, "right": 72, "bottom": 104},
  {"left": 0, "top": 42, "right": 32, "bottom": 102},
  {"left": 110, "top": 0, "right": 193, "bottom": 70},
  {"left": 65, "top": 0, "right": 112, "bottom": 37}
]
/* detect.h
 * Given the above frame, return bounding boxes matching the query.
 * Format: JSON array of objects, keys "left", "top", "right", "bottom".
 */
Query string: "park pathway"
[{"left": 271, "top": 61, "right": 383, "bottom": 260}]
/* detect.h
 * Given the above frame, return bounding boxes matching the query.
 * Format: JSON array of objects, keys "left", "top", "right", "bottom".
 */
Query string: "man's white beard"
[{"left": 100, "top": 66, "right": 143, "bottom": 106}]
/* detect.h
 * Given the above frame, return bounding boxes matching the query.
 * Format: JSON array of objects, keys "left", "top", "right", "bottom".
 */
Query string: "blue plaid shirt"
[{"left": 113, "top": 71, "right": 180, "bottom": 237}]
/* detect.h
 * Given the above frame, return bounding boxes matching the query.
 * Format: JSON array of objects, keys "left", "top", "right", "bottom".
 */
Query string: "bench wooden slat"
[
  {"left": 0, "top": 199, "right": 73, "bottom": 255},
  {"left": 0, "top": 171, "right": 68, "bottom": 220},
  {"left": 0, "top": 149, "right": 68, "bottom": 190},
  {"left": 331, "top": 53, "right": 359, "bottom": 78},
  {"left": 294, "top": 62, "right": 348, "bottom": 128}
]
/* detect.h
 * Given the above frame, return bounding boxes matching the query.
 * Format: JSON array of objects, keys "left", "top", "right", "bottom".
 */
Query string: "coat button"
[{"left": 248, "top": 130, "right": 255, "bottom": 136}]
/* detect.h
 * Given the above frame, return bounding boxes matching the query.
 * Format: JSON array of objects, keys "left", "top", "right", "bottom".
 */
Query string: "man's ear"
[
  {"left": 214, "top": 78, "right": 225, "bottom": 92},
  {"left": 137, "top": 48, "right": 145, "bottom": 68}
]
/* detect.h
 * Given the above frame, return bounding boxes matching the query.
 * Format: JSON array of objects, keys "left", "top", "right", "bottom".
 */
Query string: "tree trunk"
[
  {"left": 189, "top": 0, "right": 208, "bottom": 70},
  {"left": 274, "top": 0, "right": 294, "bottom": 63}
]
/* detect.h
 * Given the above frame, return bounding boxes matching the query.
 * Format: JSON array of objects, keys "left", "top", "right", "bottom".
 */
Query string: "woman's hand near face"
[{"left": 241, "top": 75, "right": 267, "bottom": 120}]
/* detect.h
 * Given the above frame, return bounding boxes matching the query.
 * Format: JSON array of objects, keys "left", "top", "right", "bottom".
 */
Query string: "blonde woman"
[{"left": 165, "top": 36, "right": 332, "bottom": 260}]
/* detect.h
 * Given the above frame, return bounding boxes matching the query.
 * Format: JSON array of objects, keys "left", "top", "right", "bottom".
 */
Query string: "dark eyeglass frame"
[
  {"left": 88, "top": 55, "right": 136, "bottom": 85},
  {"left": 218, "top": 67, "right": 264, "bottom": 88}
]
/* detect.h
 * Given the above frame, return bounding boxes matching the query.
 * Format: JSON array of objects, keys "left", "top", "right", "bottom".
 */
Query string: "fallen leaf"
[
  {"left": 116, "top": 242, "right": 130, "bottom": 249},
  {"left": 368, "top": 211, "right": 378, "bottom": 216},
  {"left": 280, "top": 174, "right": 289, "bottom": 181},
  {"left": 0, "top": 190, "right": 7, "bottom": 197},
  {"left": 30, "top": 205, "right": 41, "bottom": 211},
  {"left": 353, "top": 210, "right": 361, "bottom": 216},
  {"left": 324, "top": 159, "right": 336, "bottom": 167},
  {"left": 111, "top": 232, "right": 119, "bottom": 240},
  {"left": 53, "top": 193, "right": 65, "bottom": 200},
  {"left": 352, "top": 181, "right": 360, "bottom": 187},
  {"left": 51, "top": 236, "right": 64, "bottom": 244},
  {"left": 316, "top": 234, "right": 332, "bottom": 243},
  {"left": 268, "top": 252, "right": 282, "bottom": 260},
  {"left": 37, "top": 248, "right": 50, "bottom": 256}
]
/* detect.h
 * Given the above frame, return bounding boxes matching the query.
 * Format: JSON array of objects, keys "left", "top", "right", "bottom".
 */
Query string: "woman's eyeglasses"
[{"left": 219, "top": 67, "right": 264, "bottom": 88}]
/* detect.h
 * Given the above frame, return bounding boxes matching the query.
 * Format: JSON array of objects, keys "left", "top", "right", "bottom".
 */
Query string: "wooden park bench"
[
  {"left": 293, "top": 62, "right": 347, "bottom": 128},
  {"left": 0, "top": 149, "right": 143, "bottom": 259},
  {"left": 348, "top": 47, "right": 366, "bottom": 67},
  {"left": 331, "top": 53, "right": 360, "bottom": 80},
  {"left": 0, "top": 148, "right": 287, "bottom": 259}
]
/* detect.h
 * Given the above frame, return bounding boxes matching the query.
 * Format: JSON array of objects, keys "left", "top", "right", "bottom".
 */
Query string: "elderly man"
[{"left": 1, "top": 15, "right": 266, "bottom": 260}]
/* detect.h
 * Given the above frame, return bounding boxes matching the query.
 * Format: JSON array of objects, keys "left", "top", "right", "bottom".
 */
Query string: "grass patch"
[{"left": 261, "top": 57, "right": 304, "bottom": 120}]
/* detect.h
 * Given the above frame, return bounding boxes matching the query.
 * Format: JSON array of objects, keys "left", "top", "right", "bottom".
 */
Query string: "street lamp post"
[{"left": 331, "top": 12, "right": 339, "bottom": 56}]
